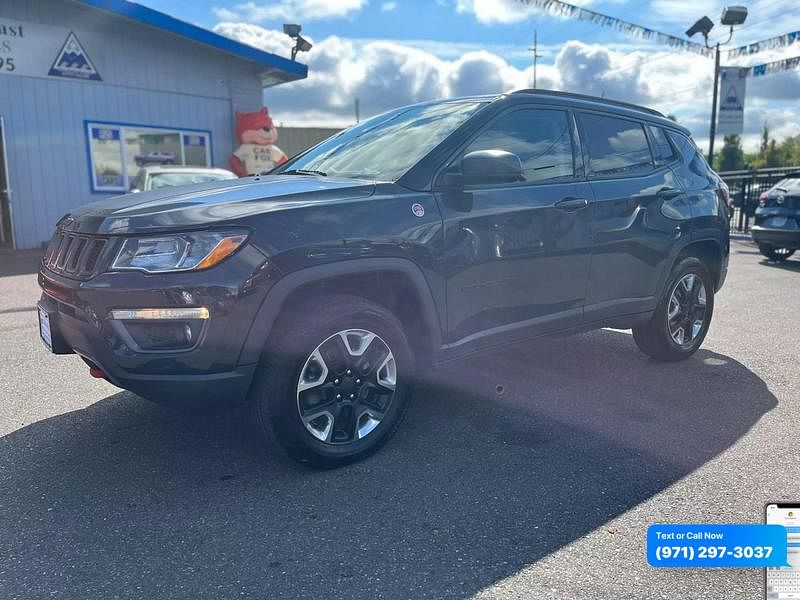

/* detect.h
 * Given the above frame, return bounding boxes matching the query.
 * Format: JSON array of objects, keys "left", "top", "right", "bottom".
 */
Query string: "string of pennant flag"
[
  {"left": 518, "top": 0, "right": 713, "bottom": 57},
  {"left": 748, "top": 55, "right": 800, "bottom": 77},
  {"left": 727, "top": 31, "right": 800, "bottom": 59},
  {"left": 516, "top": 0, "right": 800, "bottom": 79}
]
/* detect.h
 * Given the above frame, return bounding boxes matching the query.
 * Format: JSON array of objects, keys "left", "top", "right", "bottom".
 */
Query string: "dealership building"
[{"left": 0, "top": 0, "right": 307, "bottom": 249}]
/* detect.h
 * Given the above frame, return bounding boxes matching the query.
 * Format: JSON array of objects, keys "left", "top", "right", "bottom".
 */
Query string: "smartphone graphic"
[{"left": 766, "top": 503, "right": 800, "bottom": 599}]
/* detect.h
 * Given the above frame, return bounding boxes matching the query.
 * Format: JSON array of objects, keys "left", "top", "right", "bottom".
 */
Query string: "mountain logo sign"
[{"left": 49, "top": 31, "right": 101, "bottom": 81}]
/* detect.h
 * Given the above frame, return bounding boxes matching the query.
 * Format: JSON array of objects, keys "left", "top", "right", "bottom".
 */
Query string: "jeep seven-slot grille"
[{"left": 43, "top": 232, "right": 109, "bottom": 279}]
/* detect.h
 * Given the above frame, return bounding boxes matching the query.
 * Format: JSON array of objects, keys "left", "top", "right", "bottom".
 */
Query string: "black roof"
[{"left": 510, "top": 89, "right": 664, "bottom": 117}]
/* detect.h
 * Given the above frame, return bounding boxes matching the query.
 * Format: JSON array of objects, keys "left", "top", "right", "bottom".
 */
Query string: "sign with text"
[
  {"left": 648, "top": 524, "right": 790, "bottom": 568},
  {"left": 0, "top": 20, "right": 101, "bottom": 81},
  {"left": 717, "top": 67, "right": 748, "bottom": 136}
]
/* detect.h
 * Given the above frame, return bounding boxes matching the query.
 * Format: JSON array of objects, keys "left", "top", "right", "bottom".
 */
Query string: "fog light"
[
  {"left": 109, "top": 307, "right": 209, "bottom": 320},
  {"left": 123, "top": 321, "right": 200, "bottom": 350}
]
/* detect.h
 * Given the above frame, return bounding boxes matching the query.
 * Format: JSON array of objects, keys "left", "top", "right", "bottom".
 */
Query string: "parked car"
[
  {"left": 129, "top": 165, "right": 236, "bottom": 192},
  {"left": 751, "top": 175, "right": 800, "bottom": 261},
  {"left": 134, "top": 151, "right": 175, "bottom": 166},
  {"left": 37, "top": 90, "right": 730, "bottom": 467}
]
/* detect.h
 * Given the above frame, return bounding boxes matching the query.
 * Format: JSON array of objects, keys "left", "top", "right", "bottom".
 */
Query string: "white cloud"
[
  {"left": 213, "top": 21, "right": 800, "bottom": 152},
  {"left": 455, "top": 0, "right": 600, "bottom": 25},
  {"left": 214, "top": 21, "right": 296, "bottom": 56},
  {"left": 213, "top": 0, "right": 366, "bottom": 22},
  {"left": 214, "top": 22, "right": 530, "bottom": 126},
  {"left": 381, "top": 1, "right": 397, "bottom": 11}
]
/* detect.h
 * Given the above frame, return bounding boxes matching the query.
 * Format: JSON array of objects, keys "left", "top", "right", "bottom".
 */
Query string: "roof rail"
[{"left": 510, "top": 89, "right": 665, "bottom": 117}]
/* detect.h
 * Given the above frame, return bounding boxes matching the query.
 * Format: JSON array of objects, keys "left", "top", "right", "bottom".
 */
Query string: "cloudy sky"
[{"left": 141, "top": 0, "right": 800, "bottom": 152}]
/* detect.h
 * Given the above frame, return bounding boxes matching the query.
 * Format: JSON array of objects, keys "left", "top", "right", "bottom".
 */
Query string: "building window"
[{"left": 85, "top": 122, "right": 212, "bottom": 192}]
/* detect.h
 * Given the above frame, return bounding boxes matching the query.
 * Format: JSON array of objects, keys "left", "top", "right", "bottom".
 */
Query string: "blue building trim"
[
  {"left": 76, "top": 0, "right": 308, "bottom": 82},
  {"left": 83, "top": 119, "right": 214, "bottom": 194}
]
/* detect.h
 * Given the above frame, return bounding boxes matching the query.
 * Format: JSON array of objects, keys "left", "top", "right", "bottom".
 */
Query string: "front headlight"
[{"left": 112, "top": 231, "right": 248, "bottom": 273}]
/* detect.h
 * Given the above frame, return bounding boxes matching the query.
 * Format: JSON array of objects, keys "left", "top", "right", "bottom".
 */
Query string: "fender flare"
[
  {"left": 238, "top": 257, "right": 444, "bottom": 365},
  {"left": 656, "top": 234, "right": 723, "bottom": 299}
]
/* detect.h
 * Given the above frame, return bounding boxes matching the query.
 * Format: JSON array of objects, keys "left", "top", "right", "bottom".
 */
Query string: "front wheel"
[
  {"left": 758, "top": 243, "right": 795, "bottom": 261},
  {"left": 250, "top": 294, "right": 413, "bottom": 468},
  {"left": 633, "top": 257, "right": 714, "bottom": 361}
]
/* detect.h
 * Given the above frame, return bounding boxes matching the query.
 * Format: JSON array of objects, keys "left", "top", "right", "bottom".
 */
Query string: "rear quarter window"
[
  {"left": 578, "top": 113, "right": 653, "bottom": 177},
  {"left": 647, "top": 125, "right": 677, "bottom": 166}
]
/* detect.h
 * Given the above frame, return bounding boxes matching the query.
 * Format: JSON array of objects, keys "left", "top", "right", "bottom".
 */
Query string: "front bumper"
[{"left": 37, "top": 244, "right": 278, "bottom": 405}]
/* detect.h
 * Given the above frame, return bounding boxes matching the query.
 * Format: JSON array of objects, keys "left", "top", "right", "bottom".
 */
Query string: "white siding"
[{"left": 0, "top": 0, "right": 265, "bottom": 248}]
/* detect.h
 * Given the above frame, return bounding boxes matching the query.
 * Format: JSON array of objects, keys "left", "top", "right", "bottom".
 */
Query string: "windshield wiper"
[{"left": 280, "top": 169, "right": 328, "bottom": 177}]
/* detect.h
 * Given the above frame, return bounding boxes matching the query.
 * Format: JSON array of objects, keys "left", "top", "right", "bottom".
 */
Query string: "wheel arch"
[
  {"left": 677, "top": 238, "right": 723, "bottom": 289},
  {"left": 238, "top": 258, "right": 443, "bottom": 366}
]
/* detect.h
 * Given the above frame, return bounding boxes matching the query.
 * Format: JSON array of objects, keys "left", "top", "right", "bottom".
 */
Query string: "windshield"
[
  {"left": 274, "top": 101, "right": 485, "bottom": 181},
  {"left": 147, "top": 172, "right": 234, "bottom": 190}
]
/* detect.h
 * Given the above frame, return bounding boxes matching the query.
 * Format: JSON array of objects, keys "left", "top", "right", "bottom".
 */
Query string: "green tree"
[
  {"left": 764, "top": 139, "right": 781, "bottom": 167},
  {"left": 715, "top": 134, "right": 746, "bottom": 172},
  {"left": 760, "top": 122, "right": 770, "bottom": 157}
]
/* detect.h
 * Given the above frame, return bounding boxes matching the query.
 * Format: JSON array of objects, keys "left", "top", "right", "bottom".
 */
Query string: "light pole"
[
  {"left": 527, "top": 30, "right": 542, "bottom": 88},
  {"left": 685, "top": 6, "right": 748, "bottom": 165}
]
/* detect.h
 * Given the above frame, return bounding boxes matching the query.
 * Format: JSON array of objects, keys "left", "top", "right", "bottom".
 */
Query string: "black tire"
[
  {"left": 632, "top": 257, "right": 714, "bottom": 362},
  {"left": 758, "top": 243, "right": 795, "bottom": 261},
  {"left": 249, "top": 294, "right": 413, "bottom": 468}
]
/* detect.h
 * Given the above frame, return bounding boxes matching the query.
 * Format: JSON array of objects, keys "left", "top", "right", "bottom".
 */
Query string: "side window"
[
  {"left": 647, "top": 125, "right": 676, "bottom": 166},
  {"left": 460, "top": 108, "right": 574, "bottom": 184},
  {"left": 578, "top": 113, "right": 653, "bottom": 177}
]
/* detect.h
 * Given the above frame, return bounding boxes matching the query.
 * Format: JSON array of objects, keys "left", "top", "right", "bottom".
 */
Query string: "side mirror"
[{"left": 461, "top": 150, "right": 523, "bottom": 186}]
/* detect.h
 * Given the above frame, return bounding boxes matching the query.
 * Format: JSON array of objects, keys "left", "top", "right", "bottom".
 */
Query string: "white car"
[{"left": 129, "top": 165, "right": 237, "bottom": 192}]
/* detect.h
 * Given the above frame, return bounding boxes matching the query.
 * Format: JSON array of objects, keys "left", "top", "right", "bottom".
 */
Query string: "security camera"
[
  {"left": 686, "top": 16, "right": 714, "bottom": 38},
  {"left": 296, "top": 35, "right": 313, "bottom": 53}
]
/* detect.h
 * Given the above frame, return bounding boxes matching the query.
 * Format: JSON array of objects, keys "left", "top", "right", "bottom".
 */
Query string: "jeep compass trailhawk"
[{"left": 38, "top": 91, "right": 730, "bottom": 467}]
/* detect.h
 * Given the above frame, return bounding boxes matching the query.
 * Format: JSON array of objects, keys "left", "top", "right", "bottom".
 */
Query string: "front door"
[
  {"left": 0, "top": 117, "right": 12, "bottom": 248},
  {"left": 437, "top": 107, "right": 593, "bottom": 346}
]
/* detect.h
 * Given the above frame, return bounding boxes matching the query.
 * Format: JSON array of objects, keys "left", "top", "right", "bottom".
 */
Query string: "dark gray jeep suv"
[{"left": 38, "top": 90, "right": 730, "bottom": 467}]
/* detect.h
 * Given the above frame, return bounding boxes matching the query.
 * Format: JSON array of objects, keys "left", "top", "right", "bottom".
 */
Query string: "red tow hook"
[{"left": 89, "top": 366, "right": 107, "bottom": 379}]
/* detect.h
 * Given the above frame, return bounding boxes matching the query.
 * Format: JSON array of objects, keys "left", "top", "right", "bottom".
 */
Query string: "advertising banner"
[{"left": 717, "top": 67, "right": 748, "bottom": 136}]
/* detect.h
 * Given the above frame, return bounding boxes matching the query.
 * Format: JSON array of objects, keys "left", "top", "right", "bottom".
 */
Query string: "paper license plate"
[{"left": 38, "top": 306, "right": 53, "bottom": 351}]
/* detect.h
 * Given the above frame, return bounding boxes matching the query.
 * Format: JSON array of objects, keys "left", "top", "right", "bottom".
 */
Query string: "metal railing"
[{"left": 718, "top": 166, "right": 800, "bottom": 232}]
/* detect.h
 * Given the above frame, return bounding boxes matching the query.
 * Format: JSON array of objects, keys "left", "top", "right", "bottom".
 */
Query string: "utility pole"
[
  {"left": 527, "top": 30, "right": 542, "bottom": 88},
  {"left": 355, "top": 98, "right": 360, "bottom": 124},
  {"left": 708, "top": 42, "right": 721, "bottom": 165}
]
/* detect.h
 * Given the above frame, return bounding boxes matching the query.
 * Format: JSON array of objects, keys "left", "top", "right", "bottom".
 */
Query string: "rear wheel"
[
  {"left": 632, "top": 257, "right": 714, "bottom": 361},
  {"left": 249, "top": 294, "right": 413, "bottom": 468},
  {"left": 758, "top": 243, "right": 795, "bottom": 261}
]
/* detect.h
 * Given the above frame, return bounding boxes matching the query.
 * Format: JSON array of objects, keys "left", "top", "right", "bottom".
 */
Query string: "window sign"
[
  {"left": 86, "top": 122, "right": 211, "bottom": 192},
  {"left": 183, "top": 134, "right": 209, "bottom": 166},
  {"left": 89, "top": 127, "right": 123, "bottom": 189}
]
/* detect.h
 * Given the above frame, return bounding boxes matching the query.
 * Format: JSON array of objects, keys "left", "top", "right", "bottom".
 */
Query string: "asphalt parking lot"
[{"left": 1, "top": 238, "right": 798, "bottom": 600}]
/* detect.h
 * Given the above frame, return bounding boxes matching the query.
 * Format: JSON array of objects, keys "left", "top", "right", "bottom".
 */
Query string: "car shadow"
[
  {"left": 0, "top": 329, "right": 776, "bottom": 599},
  {"left": 757, "top": 258, "right": 800, "bottom": 271}
]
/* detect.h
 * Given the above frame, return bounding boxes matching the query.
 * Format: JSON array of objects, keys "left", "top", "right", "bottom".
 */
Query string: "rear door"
[
  {"left": 437, "top": 106, "right": 594, "bottom": 346},
  {"left": 577, "top": 112, "right": 685, "bottom": 323}
]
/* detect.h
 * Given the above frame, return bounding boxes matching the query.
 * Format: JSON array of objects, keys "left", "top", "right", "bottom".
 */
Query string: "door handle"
[
  {"left": 554, "top": 197, "right": 589, "bottom": 211},
  {"left": 657, "top": 187, "right": 682, "bottom": 200}
]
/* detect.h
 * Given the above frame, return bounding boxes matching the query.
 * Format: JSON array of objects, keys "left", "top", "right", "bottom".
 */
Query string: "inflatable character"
[{"left": 229, "top": 107, "right": 288, "bottom": 177}]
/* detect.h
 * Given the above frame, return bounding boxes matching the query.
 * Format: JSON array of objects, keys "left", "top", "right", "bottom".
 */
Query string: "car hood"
[{"left": 60, "top": 175, "right": 376, "bottom": 235}]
